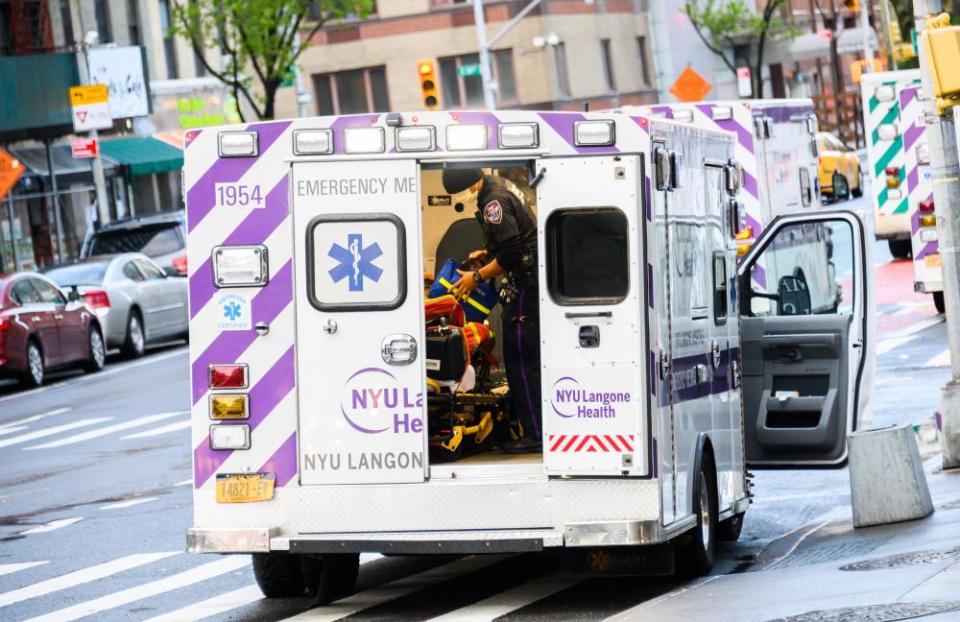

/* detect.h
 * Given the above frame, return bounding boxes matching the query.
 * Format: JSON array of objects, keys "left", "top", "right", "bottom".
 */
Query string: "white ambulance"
[
  {"left": 183, "top": 110, "right": 871, "bottom": 601},
  {"left": 862, "top": 70, "right": 943, "bottom": 312}
]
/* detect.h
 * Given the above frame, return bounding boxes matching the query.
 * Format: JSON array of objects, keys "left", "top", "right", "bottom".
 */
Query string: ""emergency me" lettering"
[{"left": 296, "top": 176, "right": 417, "bottom": 197}]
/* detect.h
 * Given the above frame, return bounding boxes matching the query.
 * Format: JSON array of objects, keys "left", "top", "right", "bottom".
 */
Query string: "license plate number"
[
  {"left": 215, "top": 473, "right": 275, "bottom": 503},
  {"left": 925, "top": 254, "right": 942, "bottom": 268}
]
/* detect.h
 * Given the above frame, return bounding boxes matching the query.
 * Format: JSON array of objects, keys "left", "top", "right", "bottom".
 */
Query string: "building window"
[
  {"left": 126, "top": 0, "right": 141, "bottom": 45},
  {"left": 601, "top": 38, "right": 615, "bottom": 91},
  {"left": 94, "top": 0, "right": 111, "bottom": 43},
  {"left": 312, "top": 66, "right": 390, "bottom": 115},
  {"left": 438, "top": 50, "right": 517, "bottom": 108},
  {"left": 554, "top": 42, "right": 570, "bottom": 97},
  {"left": 637, "top": 36, "right": 651, "bottom": 86},
  {"left": 59, "top": 0, "right": 73, "bottom": 45},
  {"left": 159, "top": 0, "right": 178, "bottom": 79}
]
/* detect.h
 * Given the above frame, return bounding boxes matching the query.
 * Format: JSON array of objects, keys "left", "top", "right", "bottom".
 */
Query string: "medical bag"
[
  {"left": 425, "top": 327, "right": 467, "bottom": 382},
  {"left": 428, "top": 259, "right": 499, "bottom": 322}
]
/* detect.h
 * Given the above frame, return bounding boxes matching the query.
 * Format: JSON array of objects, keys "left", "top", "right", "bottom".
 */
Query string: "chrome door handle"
[{"left": 31, "top": 315, "right": 41, "bottom": 322}]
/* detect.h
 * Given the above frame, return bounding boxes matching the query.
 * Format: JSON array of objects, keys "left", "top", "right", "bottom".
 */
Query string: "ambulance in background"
[
  {"left": 861, "top": 70, "right": 943, "bottom": 312},
  {"left": 183, "top": 110, "right": 871, "bottom": 603}
]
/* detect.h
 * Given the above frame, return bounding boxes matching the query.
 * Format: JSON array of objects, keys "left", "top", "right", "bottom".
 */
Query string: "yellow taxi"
[{"left": 817, "top": 132, "right": 863, "bottom": 201}]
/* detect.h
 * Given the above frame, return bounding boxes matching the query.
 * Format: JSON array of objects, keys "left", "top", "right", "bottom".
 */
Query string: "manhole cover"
[
  {"left": 764, "top": 601, "right": 960, "bottom": 622},
  {"left": 839, "top": 547, "right": 960, "bottom": 571},
  {"left": 772, "top": 537, "right": 892, "bottom": 569}
]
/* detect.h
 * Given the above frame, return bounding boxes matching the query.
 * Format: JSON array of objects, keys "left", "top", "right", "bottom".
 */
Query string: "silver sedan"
[{"left": 45, "top": 253, "right": 188, "bottom": 358}]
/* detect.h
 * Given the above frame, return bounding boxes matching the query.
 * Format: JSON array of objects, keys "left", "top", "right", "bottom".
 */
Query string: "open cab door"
[{"left": 737, "top": 210, "right": 869, "bottom": 466}]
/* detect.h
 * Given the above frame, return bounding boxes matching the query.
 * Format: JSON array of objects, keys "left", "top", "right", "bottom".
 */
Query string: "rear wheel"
[
  {"left": 677, "top": 456, "right": 718, "bottom": 577},
  {"left": 934, "top": 291, "right": 945, "bottom": 314},
  {"left": 20, "top": 341, "right": 44, "bottom": 388},
  {"left": 303, "top": 553, "right": 360, "bottom": 605},
  {"left": 251, "top": 553, "right": 306, "bottom": 598},
  {"left": 122, "top": 311, "right": 145, "bottom": 359},
  {"left": 83, "top": 326, "right": 106, "bottom": 373},
  {"left": 717, "top": 512, "right": 745, "bottom": 542},
  {"left": 888, "top": 239, "right": 912, "bottom": 259}
]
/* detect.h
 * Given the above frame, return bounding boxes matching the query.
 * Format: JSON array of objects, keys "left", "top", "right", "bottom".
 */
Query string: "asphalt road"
[{"left": 0, "top": 197, "right": 952, "bottom": 622}]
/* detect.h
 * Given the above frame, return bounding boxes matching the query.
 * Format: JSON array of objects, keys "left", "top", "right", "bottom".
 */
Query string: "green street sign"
[{"left": 457, "top": 63, "right": 482, "bottom": 77}]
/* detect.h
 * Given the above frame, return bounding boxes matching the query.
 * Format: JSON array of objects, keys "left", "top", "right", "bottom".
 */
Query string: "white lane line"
[
  {"left": 20, "top": 517, "right": 84, "bottom": 535},
  {"left": 141, "top": 584, "right": 263, "bottom": 622},
  {"left": 23, "top": 411, "right": 188, "bottom": 450},
  {"left": 282, "top": 555, "right": 508, "bottom": 622},
  {"left": 173, "top": 479, "right": 193, "bottom": 487},
  {"left": 882, "top": 315, "right": 945, "bottom": 340},
  {"left": 0, "top": 561, "right": 48, "bottom": 577},
  {"left": 22, "top": 555, "right": 249, "bottom": 622},
  {"left": 876, "top": 335, "right": 916, "bottom": 356},
  {"left": 0, "top": 347, "right": 188, "bottom": 405},
  {"left": 100, "top": 497, "right": 159, "bottom": 511},
  {"left": 426, "top": 575, "right": 583, "bottom": 622},
  {"left": 122, "top": 419, "right": 191, "bottom": 439},
  {"left": 0, "top": 425, "right": 28, "bottom": 437},
  {"left": 0, "top": 552, "right": 179, "bottom": 608},
  {"left": 0, "top": 418, "right": 112, "bottom": 449},
  {"left": 0, "top": 407, "right": 72, "bottom": 430},
  {"left": 924, "top": 350, "right": 952, "bottom": 368}
]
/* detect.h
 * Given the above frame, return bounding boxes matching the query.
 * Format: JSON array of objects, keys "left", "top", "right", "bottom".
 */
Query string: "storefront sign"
[
  {"left": 87, "top": 46, "right": 150, "bottom": 119},
  {"left": 72, "top": 138, "right": 99, "bottom": 159}
]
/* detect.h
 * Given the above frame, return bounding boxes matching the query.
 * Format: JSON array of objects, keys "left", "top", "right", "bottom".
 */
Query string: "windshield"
[
  {"left": 45, "top": 263, "right": 109, "bottom": 286},
  {"left": 89, "top": 225, "right": 183, "bottom": 257}
]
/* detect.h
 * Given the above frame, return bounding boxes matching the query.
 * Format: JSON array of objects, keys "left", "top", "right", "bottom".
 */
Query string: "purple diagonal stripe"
[
  {"left": 752, "top": 262, "right": 767, "bottom": 289},
  {"left": 260, "top": 432, "right": 298, "bottom": 487},
  {"left": 650, "top": 105, "right": 674, "bottom": 119},
  {"left": 188, "top": 174, "right": 290, "bottom": 318},
  {"left": 903, "top": 122, "right": 924, "bottom": 152},
  {"left": 899, "top": 86, "right": 918, "bottom": 109},
  {"left": 915, "top": 241, "right": 938, "bottom": 261},
  {"left": 907, "top": 164, "right": 920, "bottom": 193},
  {"left": 695, "top": 104, "right": 756, "bottom": 152},
  {"left": 194, "top": 345, "right": 296, "bottom": 487},
  {"left": 186, "top": 120, "right": 292, "bottom": 232},
  {"left": 191, "top": 261, "right": 293, "bottom": 404},
  {"left": 632, "top": 116, "right": 651, "bottom": 135},
  {"left": 331, "top": 114, "right": 380, "bottom": 154},
  {"left": 742, "top": 170, "right": 759, "bottom": 199},
  {"left": 761, "top": 105, "right": 814, "bottom": 123},
  {"left": 538, "top": 112, "right": 620, "bottom": 154},
  {"left": 745, "top": 212, "right": 763, "bottom": 239}
]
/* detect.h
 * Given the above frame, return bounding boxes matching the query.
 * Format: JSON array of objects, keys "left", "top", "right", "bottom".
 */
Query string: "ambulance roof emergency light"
[
  {"left": 212, "top": 245, "right": 269, "bottom": 288},
  {"left": 499, "top": 123, "right": 539, "bottom": 149},
  {"left": 874, "top": 85, "right": 896, "bottom": 102},
  {"left": 293, "top": 129, "right": 333, "bottom": 155},
  {"left": 446, "top": 124, "right": 488, "bottom": 151},
  {"left": 877, "top": 123, "right": 898, "bottom": 141},
  {"left": 673, "top": 109, "right": 695, "bottom": 123},
  {"left": 344, "top": 127, "right": 386, "bottom": 154},
  {"left": 218, "top": 131, "right": 258, "bottom": 158},
  {"left": 574, "top": 120, "right": 615, "bottom": 146},
  {"left": 396, "top": 126, "right": 436, "bottom": 152},
  {"left": 711, "top": 106, "right": 733, "bottom": 121}
]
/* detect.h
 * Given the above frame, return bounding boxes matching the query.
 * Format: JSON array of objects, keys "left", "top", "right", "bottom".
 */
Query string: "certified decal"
[
  {"left": 483, "top": 200, "right": 503, "bottom": 224},
  {"left": 215, "top": 293, "right": 251, "bottom": 331},
  {"left": 551, "top": 376, "right": 630, "bottom": 419},
  {"left": 340, "top": 367, "right": 424, "bottom": 434}
]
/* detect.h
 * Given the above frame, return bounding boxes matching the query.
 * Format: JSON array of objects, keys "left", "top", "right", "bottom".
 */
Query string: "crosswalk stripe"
[
  {"left": 100, "top": 497, "right": 158, "bottom": 510},
  {"left": 425, "top": 575, "right": 583, "bottom": 621},
  {"left": 173, "top": 479, "right": 193, "bottom": 487},
  {"left": 876, "top": 335, "right": 915, "bottom": 356},
  {"left": 281, "top": 555, "right": 508, "bottom": 622},
  {"left": 22, "top": 555, "right": 249, "bottom": 622},
  {"left": 0, "top": 407, "right": 72, "bottom": 431},
  {"left": 0, "top": 418, "right": 111, "bottom": 449},
  {"left": 0, "top": 425, "right": 28, "bottom": 437},
  {"left": 0, "top": 552, "right": 178, "bottom": 608},
  {"left": 0, "top": 561, "right": 48, "bottom": 577},
  {"left": 20, "top": 517, "right": 83, "bottom": 535},
  {"left": 23, "top": 411, "right": 188, "bottom": 450},
  {"left": 122, "top": 419, "right": 191, "bottom": 439},
  {"left": 141, "top": 584, "right": 263, "bottom": 622},
  {"left": 924, "top": 350, "right": 951, "bottom": 368}
]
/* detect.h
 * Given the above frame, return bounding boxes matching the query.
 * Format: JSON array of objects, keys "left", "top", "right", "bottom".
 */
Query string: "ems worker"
[{"left": 442, "top": 168, "right": 542, "bottom": 453}]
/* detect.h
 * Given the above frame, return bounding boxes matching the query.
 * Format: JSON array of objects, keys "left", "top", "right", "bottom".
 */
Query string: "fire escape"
[{"left": 0, "top": 0, "right": 54, "bottom": 55}]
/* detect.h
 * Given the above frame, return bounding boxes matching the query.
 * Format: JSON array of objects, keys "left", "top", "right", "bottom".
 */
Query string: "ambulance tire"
[
  {"left": 717, "top": 512, "right": 745, "bottom": 542},
  {"left": 677, "top": 452, "right": 718, "bottom": 577},
  {"left": 251, "top": 552, "right": 306, "bottom": 598},
  {"left": 304, "top": 553, "right": 360, "bottom": 605},
  {"left": 934, "top": 291, "right": 945, "bottom": 314},
  {"left": 888, "top": 239, "right": 912, "bottom": 259}
]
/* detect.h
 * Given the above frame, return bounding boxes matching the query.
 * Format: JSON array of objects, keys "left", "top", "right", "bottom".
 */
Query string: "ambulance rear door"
[
  {"left": 537, "top": 155, "right": 648, "bottom": 476},
  {"left": 292, "top": 159, "right": 427, "bottom": 485}
]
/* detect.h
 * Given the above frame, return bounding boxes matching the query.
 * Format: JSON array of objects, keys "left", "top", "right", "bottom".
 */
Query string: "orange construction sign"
[
  {"left": 0, "top": 147, "right": 25, "bottom": 202},
  {"left": 669, "top": 66, "right": 713, "bottom": 103}
]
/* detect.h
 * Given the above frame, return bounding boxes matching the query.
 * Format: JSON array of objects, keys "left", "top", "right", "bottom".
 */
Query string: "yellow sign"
[
  {"left": 0, "top": 147, "right": 26, "bottom": 202},
  {"left": 69, "top": 84, "right": 109, "bottom": 106}
]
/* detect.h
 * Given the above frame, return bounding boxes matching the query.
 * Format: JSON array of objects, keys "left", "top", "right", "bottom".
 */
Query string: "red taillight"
[
  {"left": 83, "top": 290, "right": 111, "bottom": 309},
  {"left": 209, "top": 364, "right": 247, "bottom": 389},
  {"left": 0, "top": 315, "right": 9, "bottom": 331},
  {"left": 920, "top": 199, "right": 935, "bottom": 213},
  {"left": 172, "top": 255, "right": 188, "bottom": 276},
  {"left": 885, "top": 166, "right": 900, "bottom": 177}
]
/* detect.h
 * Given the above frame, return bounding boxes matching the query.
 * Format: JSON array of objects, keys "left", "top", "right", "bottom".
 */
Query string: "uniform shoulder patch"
[{"left": 483, "top": 200, "right": 503, "bottom": 224}]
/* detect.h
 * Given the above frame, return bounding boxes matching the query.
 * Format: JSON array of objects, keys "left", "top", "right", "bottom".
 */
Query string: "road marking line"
[
  {"left": 0, "top": 407, "right": 72, "bottom": 431},
  {"left": 281, "top": 555, "right": 508, "bottom": 621},
  {"left": 0, "top": 561, "right": 48, "bottom": 577},
  {"left": 0, "top": 418, "right": 112, "bottom": 449},
  {"left": 0, "top": 552, "right": 179, "bottom": 609},
  {"left": 426, "top": 575, "right": 583, "bottom": 621},
  {"left": 173, "top": 479, "right": 193, "bottom": 487},
  {"left": 141, "top": 584, "right": 263, "bottom": 622},
  {"left": 881, "top": 315, "right": 945, "bottom": 340},
  {"left": 22, "top": 555, "right": 249, "bottom": 622},
  {"left": 122, "top": 419, "right": 191, "bottom": 439},
  {"left": 23, "top": 411, "right": 188, "bottom": 450},
  {"left": 0, "top": 425, "right": 28, "bottom": 437},
  {"left": 876, "top": 335, "right": 916, "bottom": 356},
  {"left": 20, "top": 517, "right": 84, "bottom": 535},
  {"left": 924, "top": 350, "right": 952, "bottom": 368},
  {"left": 0, "top": 348, "right": 188, "bottom": 405},
  {"left": 100, "top": 497, "right": 159, "bottom": 510}
]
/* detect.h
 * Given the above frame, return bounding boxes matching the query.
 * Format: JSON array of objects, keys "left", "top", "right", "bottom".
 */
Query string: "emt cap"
[{"left": 442, "top": 168, "right": 483, "bottom": 195}]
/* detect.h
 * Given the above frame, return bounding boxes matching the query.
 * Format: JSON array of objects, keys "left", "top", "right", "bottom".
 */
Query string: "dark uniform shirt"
[{"left": 475, "top": 176, "right": 537, "bottom": 280}]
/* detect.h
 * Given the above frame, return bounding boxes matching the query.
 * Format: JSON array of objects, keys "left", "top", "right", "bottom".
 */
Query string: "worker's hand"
[
  {"left": 450, "top": 269, "right": 479, "bottom": 300},
  {"left": 468, "top": 249, "right": 489, "bottom": 262}
]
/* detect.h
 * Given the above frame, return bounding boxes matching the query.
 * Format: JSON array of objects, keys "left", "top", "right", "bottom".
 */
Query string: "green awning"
[{"left": 99, "top": 136, "right": 183, "bottom": 177}]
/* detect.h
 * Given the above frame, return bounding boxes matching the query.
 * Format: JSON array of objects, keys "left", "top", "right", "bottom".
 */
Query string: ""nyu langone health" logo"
[
  {"left": 551, "top": 377, "right": 630, "bottom": 419},
  {"left": 328, "top": 233, "right": 383, "bottom": 292},
  {"left": 340, "top": 367, "right": 423, "bottom": 435}
]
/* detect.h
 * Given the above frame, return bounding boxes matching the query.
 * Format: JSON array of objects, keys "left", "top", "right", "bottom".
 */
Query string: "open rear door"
[{"left": 738, "top": 210, "right": 869, "bottom": 466}]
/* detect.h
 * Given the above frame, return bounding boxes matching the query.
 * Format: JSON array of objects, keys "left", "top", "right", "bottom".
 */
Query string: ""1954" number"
[{"left": 215, "top": 183, "right": 264, "bottom": 208}]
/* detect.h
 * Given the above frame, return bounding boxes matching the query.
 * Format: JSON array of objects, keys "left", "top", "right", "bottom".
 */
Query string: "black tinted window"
[
  {"left": 45, "top": 263, "right": 108, "bottom": 287},
  {"left": 90, "top": 225, "right": 183, "bottom": 257},
  {"left": 547, "top": 208, "right": 629, "bottom": 303}
]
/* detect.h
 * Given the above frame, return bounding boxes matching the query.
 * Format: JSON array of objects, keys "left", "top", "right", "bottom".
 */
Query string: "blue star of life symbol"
[
  {"left": 328, "top": 233, "right": 383, "bottom": 292},
  {"left": 223, "top": 301, "right": 242, "bottom": 321}
]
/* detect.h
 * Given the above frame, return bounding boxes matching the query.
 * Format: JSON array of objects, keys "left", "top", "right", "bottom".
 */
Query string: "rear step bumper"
[{"left": 288, "top": 529, "right": 564, "bottom": 555}]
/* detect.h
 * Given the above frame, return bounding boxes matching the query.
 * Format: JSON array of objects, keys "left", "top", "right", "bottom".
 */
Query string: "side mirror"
[
  {"left": 67, "top": 286, "right": 81, "bottom": 303},
  {"left": 777, "top": 275, "right": 811, "bottom": 316}
]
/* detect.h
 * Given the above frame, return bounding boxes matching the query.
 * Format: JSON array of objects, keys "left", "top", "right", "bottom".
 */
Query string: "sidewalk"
[{"left": 612, "top": 458, "right": 960, "bottom": 622}]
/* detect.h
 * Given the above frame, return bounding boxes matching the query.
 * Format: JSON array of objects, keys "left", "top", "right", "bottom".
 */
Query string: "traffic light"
[
  {"left": 417, "top": 59, "right": 441, "bottom": 110},
  {"left": 844, "top": 0, "right": 859, "bottom": 11}
]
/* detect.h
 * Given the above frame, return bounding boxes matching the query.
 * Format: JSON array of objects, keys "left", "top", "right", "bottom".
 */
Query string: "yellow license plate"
[
  {"left": 215, "top": 473, "right": 275, "bottom": 503},
  {"left": 925, "top": 254, "right": 942, "bottom": 268}
]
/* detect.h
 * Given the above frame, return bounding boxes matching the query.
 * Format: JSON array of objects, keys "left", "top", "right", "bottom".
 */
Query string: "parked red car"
[{"left": 0, "top": 272, "right": 106, "bottom": 387}]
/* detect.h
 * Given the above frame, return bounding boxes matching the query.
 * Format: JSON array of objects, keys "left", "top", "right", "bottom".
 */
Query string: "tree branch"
[{"left": 687, "top": 14, "right": 738, "bottom": 74}]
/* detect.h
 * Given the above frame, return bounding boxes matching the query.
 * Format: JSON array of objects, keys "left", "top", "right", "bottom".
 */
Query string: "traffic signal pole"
[
  {"left": 473, "top": 0, "right": 545, "bottom": 110},
  {"left": 913, "top": 0, "right": 960, "bottom": 469}
]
